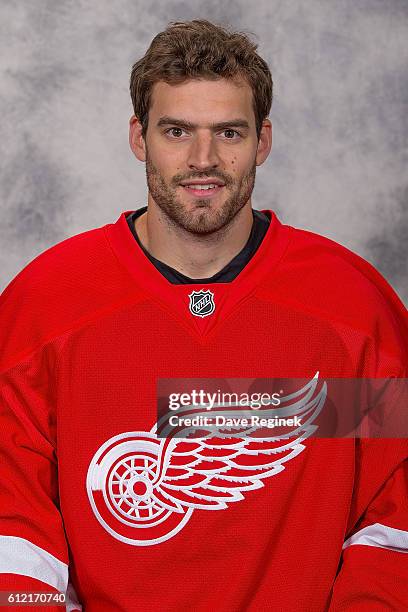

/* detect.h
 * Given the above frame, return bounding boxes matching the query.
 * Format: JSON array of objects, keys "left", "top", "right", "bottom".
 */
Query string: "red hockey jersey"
[{"left": 0, "top": 209, "right": 407, "bottom": 611}]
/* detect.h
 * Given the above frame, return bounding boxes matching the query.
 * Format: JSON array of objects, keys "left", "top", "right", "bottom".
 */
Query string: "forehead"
[{"left": 149, "top": 77, "right": 254, "bottom": 124}]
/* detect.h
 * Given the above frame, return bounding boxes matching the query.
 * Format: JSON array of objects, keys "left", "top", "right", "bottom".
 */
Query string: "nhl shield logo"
[{"left": 188, "top": 289, "right": 215, "bottom": 318}]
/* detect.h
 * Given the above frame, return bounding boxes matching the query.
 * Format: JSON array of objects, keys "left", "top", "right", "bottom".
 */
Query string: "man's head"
[{"left": 128, "top": 19, "right": 273, "bottom": 235}]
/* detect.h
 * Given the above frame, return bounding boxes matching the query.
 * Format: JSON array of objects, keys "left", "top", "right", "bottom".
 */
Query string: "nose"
[{"left": 186, "top": 130, "right": 221, "bottom": 171}]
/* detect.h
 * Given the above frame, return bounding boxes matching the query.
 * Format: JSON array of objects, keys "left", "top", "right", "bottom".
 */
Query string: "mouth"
[{"left": 180, "top": 184, "right": 225, "bottom": 198}]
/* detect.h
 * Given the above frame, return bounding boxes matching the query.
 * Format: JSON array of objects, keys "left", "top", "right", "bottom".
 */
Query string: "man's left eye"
[{"left": 223, "top": 129, "right": 240, "bottom": 139}]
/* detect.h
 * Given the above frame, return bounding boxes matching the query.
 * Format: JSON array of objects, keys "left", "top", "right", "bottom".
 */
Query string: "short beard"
[{"left": 145, "top": 148, "right": 256, "bottom": 236}]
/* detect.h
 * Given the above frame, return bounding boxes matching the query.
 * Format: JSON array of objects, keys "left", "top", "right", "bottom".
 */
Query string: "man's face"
[{"left": 136, "top": 77, "right": 270, "bottom": 235}]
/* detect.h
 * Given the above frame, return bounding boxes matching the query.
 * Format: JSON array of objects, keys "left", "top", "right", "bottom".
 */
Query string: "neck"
[{"left": 134, "top": 198, "right": 254, "bottom": 279}]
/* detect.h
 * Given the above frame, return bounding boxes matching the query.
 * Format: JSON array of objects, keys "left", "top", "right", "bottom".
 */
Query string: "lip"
[
  {"left": 181, "top": 185, "right": 224, "bottom": 198},
  {"left": 180, "top": 179, "right": 225, "bottom": 186}
]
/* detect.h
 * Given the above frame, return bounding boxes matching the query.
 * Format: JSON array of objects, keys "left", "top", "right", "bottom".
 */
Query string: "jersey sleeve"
[
  {"left": 328, "top": 441, "right": 408, "bottom": 610},
  {"left": 328, "top": 260, "right": 408, "bottom": 609},
  {"left": 0, "top": 273, "right": 82, "bottom": 611}
]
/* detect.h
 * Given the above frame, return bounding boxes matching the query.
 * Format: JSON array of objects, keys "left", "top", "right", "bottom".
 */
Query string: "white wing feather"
[{"left": 151, "top": 374, "right": 326, "bottom": 511}]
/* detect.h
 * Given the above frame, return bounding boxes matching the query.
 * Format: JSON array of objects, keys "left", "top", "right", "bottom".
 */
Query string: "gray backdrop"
[{"left": 1, "top": 0, "right": 407, "bottom": 304}]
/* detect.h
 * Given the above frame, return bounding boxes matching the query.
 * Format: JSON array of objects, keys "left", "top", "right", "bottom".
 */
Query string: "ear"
[
  {"left": 255, "top": 118, "right": 272, "bottom": 166},
  {"left": 129, "top": 115, "right": 146, "bottom": 162}
]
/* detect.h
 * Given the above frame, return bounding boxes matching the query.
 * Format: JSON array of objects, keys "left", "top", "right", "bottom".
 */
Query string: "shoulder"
[
  {"left": 0, "top": 220, "right": 141, "bottom": 371},
  {"left": 1, "top": 224, "right": 110, "bottom": 309},
  {"left": 2, "top": 224, "right": 105, "bottom": 291},
  {"left": 280, "top": 224, "right": 406, "bottom": 316},
  {"left": 261, "top": 219, "right": 408, "bottom": 372}
]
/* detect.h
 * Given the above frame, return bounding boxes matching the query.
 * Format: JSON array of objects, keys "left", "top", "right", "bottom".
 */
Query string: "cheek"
[
  {"left": 229, "top": 152, "right": 252, "bottom": 174},
  {"left": 148, "top": 138, "right": 179, "bottom": 164},
  {"left": 230, "top": 159, "right": 249, "bottom": 178}
]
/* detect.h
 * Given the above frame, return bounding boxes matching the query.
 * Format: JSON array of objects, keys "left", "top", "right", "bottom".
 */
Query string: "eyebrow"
[{"left": 156, "top": 116, "right": 250, "bottom": 131}]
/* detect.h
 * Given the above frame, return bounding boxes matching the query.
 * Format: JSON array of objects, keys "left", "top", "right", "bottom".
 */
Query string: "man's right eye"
[{"left": 165, "top": 127, "right": 186, "bottom": 138}]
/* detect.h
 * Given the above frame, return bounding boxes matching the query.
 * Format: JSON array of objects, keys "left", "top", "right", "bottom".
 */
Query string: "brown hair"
[{"left": 129, "top": 19, "right": 273, "bottom": 141}]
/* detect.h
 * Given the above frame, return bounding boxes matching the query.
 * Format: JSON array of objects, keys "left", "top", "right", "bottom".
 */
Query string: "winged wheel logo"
[{"left": 86, "top": 374, "right": 326, "bottom": 545}]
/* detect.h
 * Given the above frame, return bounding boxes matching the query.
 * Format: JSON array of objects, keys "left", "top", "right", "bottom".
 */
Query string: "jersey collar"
[{"left": 105, "top": 209, "right": 292, "bottom": 342}]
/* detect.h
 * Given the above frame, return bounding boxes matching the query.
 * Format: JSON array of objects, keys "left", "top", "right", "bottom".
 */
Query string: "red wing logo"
[{"left": 86, "top": 374, "right": 326, "bottom": 546}]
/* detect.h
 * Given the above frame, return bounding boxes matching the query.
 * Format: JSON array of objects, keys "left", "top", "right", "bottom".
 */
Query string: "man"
[{"left": 0, "top": 18, "right": 407, "bottom": 612}]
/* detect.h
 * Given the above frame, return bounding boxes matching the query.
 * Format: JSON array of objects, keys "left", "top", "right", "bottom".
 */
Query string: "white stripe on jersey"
[
  {"left": 0, "top": 534, "right": 68, "bottom": 591},
  {"left": 65, "top": 580, "right": 83, "bottom": 611},
  {"left": 343, "top": 523, "right": 408, "bottom": 554}
]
